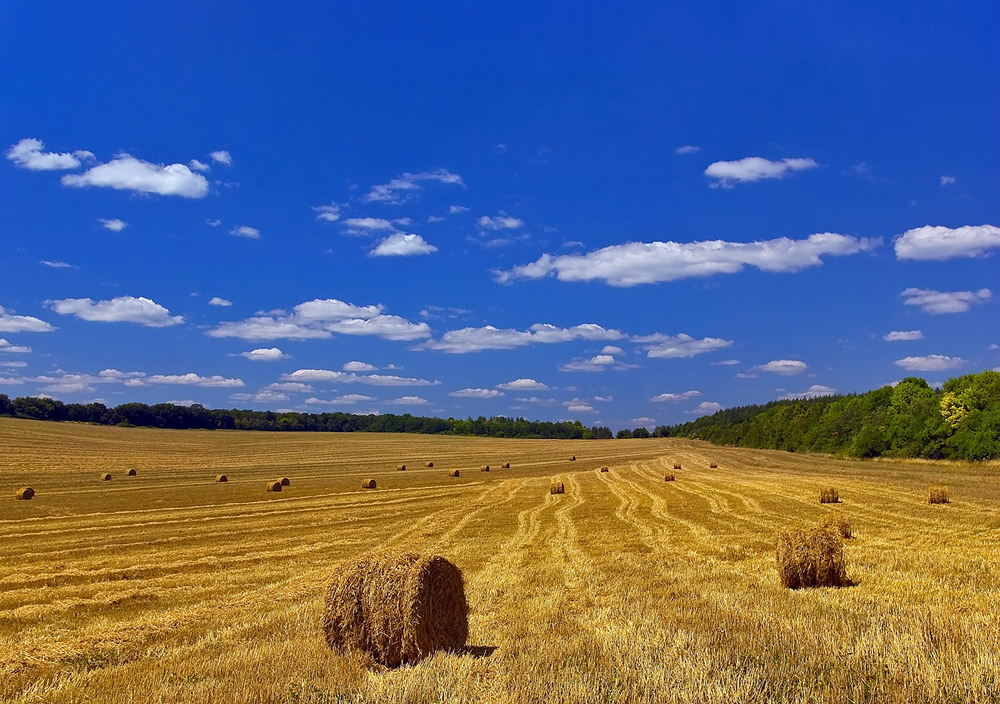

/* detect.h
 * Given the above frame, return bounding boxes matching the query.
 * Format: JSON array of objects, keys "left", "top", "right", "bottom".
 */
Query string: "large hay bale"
[
  {"left": 126, "top": 468, "right": 137, "bottom": 476},
  {"left": 279, "top": 477, "right": 290, "bottom": 486},
  {"left": 550, "top": 481, "right": 565, "bottom": 495},
  {"left": 101, "top": 473, "right": 112, "bottom": 482},
  {"left": 396, "top": 464, "right": 407, "bottom": 471},
  {"left": 16, "top": 487, "right": 34, "bottom": 500},
  {"left": 481, "top": 465, "right": 490, "bottom": 472},
  {"left": 776, "top": 525, "right": 848, "bottom": 589},
  {"left": 449, "top": 469, "right": 460, "bottom": 477},
  {"left": 664, "top": 473, "right": 675, "bottom": 482},
  {"left": 600, "top": 466, "right": 610, "bottom": 473},
  {"left": 216, "top": 474, "right": 228, "bottom": 483},
  {"left": 502, "top": 462, "right": 510, "bottom": 469},
  {"left": 819, "top": 513, "right": 852, "bottom": 539},
  {"left": 709, "top": 462, "right": 718, "bottom": 469},
  {"left": 321, "top": 551, "right": 468, "bottom": 667},
  {"left": 266, "top": 480, "right": 282, "bottom": 492},
  {"left": 362, "top": 479, "right": 377, "bottom": 489},
  {"left": 928, "top": 486, "right": 950, "bottom": 504},
  {"left": 673, "top": 463, "right": 682, "bottom": 470},
  {"left": 569, "top": 456, "right": 576, "bottom": 461},
  {"left": 819, "top": 487, "right": 840, "bottom": 504},
  {"left": 426, "top": 462, "right": 434, "bottom": 468}
]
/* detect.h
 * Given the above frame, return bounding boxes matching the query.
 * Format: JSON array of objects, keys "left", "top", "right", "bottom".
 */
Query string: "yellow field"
[{"left": 1, "top": 417, "right": 998, "bottom": 703}]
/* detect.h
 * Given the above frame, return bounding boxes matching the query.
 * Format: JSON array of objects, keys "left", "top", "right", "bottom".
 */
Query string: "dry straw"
[
  {"left": 550, "top": 481, "right": 565, "bottom": 495},
  {"left": 819, "top": 488, "right": 840, "bottom": 504},
  {"left": 362, "top": 479, "right": 377, "bottom": 489},
  {"left": 928, "top": 486, "right": 951, "bottom": 504},
  {"left": 426, "top": 462, "right": 434, "bottom": 468},
  {"left": 664, "top": 473, "right": 675, "bottom": 482},
  {"left": 820, "top": 513, "right": 852, "bottom": 539},
  {"left": 127, "top": 468, "right": 137, "bottom": 476},
  {"left": 776, "top": 525, "right": 848, "bottom": 588},
  {"left": 449, "top": 470, "right": 460, "bottom": 477},
  {"left": 321, "top": 551, "right": 468, "bottom": 667},
  {"left": 216, "top": 474, "right": 228, "bottom": 483},
  {"left": 266, "top": 480, "right": 282, "bottom": 493},
  {"left": 279, "top": 477, "right": 290, "bottom": 486},
  {"left": 16, "top": 487, "right": 34, "bottom": 500},
  {"left": 101, "top": 473, "right": 112, "bottom": 482}
]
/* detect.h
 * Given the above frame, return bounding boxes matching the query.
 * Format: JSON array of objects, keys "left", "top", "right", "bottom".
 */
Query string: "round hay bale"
[
  {"left": 396, "top": 464, "right": 407, "bottom": 471},
  {"left": 570, "top": 456, "right": 576, "bottom": 461},
  {"left": 266, "top": 480, "right": 282, "bottom": 493},
  {"left": 362, "top": 479, "right": 377, "bottom": 489},
  {"left": 481, "top": 465, "right": 490, "bottom": 472},
  {"left": 16, "top": 487, "right": 34, "bottom": 500},
  {"left": 279, "top": 477, "right": 290, "bottom": 486},
  {"left": 709, "top": 462, "right": 718, "bottom": 469},
  {"left": 673, "top": 463, "right": 682, "bottom": 470},
  {"left": 502, "top": 462, "right": 510, "bottom": 469},
  {"left": 216, "top": 474, "right": 228, "bottom": 483},
  {"left": 776, "top": 525, "right": 847, "bottom": 589},
  {"left": 819, "top": 513, "right": 852, "bottom": 539},
  {"left": 426, "top": 462, "right": 434, "bottom": 468},
  {"left": 600, "top": 466, "right": 610, "bottom": 472},
  {"left": 449, "top": 469, "right": 460, "bottom": 477},
  {"left": 100, "top": 473, "right": 112, "bottom": 482},
  {"left": 819, "top": 488, "right": 840, "bottom": 504},
  {"left": 664, "top": 473, "right": 675, "bottom": 482},
  {"left": 322, "top": 551, "right": 468, "bottom": 667},
  {"left": 126, "top": 468, "right": 137, "bottom": 476},
  {"left": 550, "top": 481, "right": 565, "bottom": 495},
  {"left": 928, "top": 486, "right": 950, "bottom": 504}
]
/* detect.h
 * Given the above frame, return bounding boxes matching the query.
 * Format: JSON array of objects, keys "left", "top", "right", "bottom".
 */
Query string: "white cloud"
[
  {"left": 651, "top": 390, "right": 702, "bottom": 402},
  {"left": 632, "top": 417, "right": 657, "bottom": 426},
  {"left": 0, "top": 360, "right": 28, "bottom": 366},
  {"left": 449, "top": 205, "right": 469, "bottom": 214},
  {"left": 313, "top": 203, "right": 343, "bottom": 222},
  {"left": 344, "top": 217, "right": 396, "bottom": 232},
  {"left": 449, "top": 388, "right": 503, "bottom": 398},
  {"left": 894, "top": 225, "right": 1000, "bottom": 261},
  {"left": 293, "top": 299, "right": 383, "bottom": 322},
  {"left": 208, "top": 297, "right": 232, "bottom": 307},
  {"left": 240, "top": 347, "right": 289, "bottom": 362},
  {"left": 230, "top": 225, "right": 260, "bottom": 239},
  {"left": 231, "top": 390, "right": 289, "bottom": 403},
  {"left": 895, "top": 355, "right": 966, "bottom": 372},
  {"left": 0, "top": 376, "right": 24, "bottom": 385},
  {"left": 146, "top": 373, "right": 244, "bottom": 387},
  {"left": 754, "top": 359, "right": 809, "bottom": 375},
  {"left": 564, "top": 398, "right": 595, "bottom": 413},
  {"left": 428, "top": 215, "right": 446, "bottom": 223},
  {"left": 419, "top": 322, "right": 623, "bottom": 354},
  {"left": 265, "top": 382, "right": 312, "bottom": 392},
  {"left": 478, "top": 212, "right": 524, "bottom": 230},
  {"left": 99, "top": 218, "right": 127, "bottom": 232},
  {"left": 329, "top": 315, "right": 432, "bottom": 340},
  {"left": 559, "top": 354, "right": 634, "bottom": 372},
  {"left": 40, "top": 260, "right": 75, "bottom": 269},
  {"left": 593, "top": 395, "right": 613, "bottom": 402},
  {"left": 901, "top": 287, "right": 992, "bottom": 314},
  {"left": 343, "top": 361, "right": 377, "bottom": 372},
  {"left": 529, "top": 323, "right": 624, "bottom": 343},
  {"left": 48, "top": 296, "right": 183, "bottom": 327},
  {"left": 635, "top": 333, "right": 733, "bottom": 359},
  {"left": 704, "top": 156, "right": 818, "bottom": 187},
  {"left": 781, "top": 385, "right": 837, "bottom": 400},
  {"left": 208, "top": 317, "right": 332, "bottom": 340},
  {"left": 497, "top": 378, "right": 548, "bottom": 391},
  {"left": 189, "top": 159, "right": 210, "bottom": 172},
  {"left": 497, "top": 233, "right": 877, "bottom": 287},
  {"left": 515, "top": 396, "right": 559, "bottom": 405},
  {"left": 712, "top": 359, "right": 741, "bottom": 366},
  {"left": 385, "top": 395, "right": 431, "bottom": 406},
  {"left": 6, "top": 138, "right": 93, "bottom": 170},
  {"left": 674, "top": 145, "right": 701, "bottom": 155},
  {"left": 601, "top": 345, "right": 624, "bottom": 355},
  {"left": 940, "top": 176, "right": 956, "bottom": 186},
  {"left": 62, "top": 154, "right": 209, "bottom": 198},
  {"left": 284, "top": 369, "right": 437, "bottom": 386},
  {"left": 371, "top": 233, "right": 438, "bottom": 257},
  {"left": 0, "top": 339, "right": 31, "bottom": 354},
  {"left": 305, "top": 394, "right": 375, "bottom": 405},
  {"left": 884, "top": 330, "right": 923, "bottom": 342},
  {"left": 364, "top": 169, "right": 465, "bottom": 204},
  {"left": 0, "top": 306, "right": 55, "bottom": 333},
  {"left": 206, "top": 219, "right": 222, "bottom": 227},
  {"left": 210, "top": 150, "right": 232, "bottom": 166},
  {"left": 687, "top": 401, "right": 724, "bottom": 415}
]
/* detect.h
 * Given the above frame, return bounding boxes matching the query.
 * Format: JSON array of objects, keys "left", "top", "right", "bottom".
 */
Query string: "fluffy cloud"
[
  {"left": 894, "top": 225, "right": 1000, "bottom": 260},
  {"left": 559, "top": 353, "right": 635, "bottom": 372},
  {"left": 940, "top": 176, "right": 956, "bottom": 186},
  {"left": 231, "top": 390, "right": 288, "bottom": 403},
  {"left": 343, "top": 361, "right": 377, "bottom": 372},
  {"left": 0, "top": 306, "right": 55, "bottom": 333},
  {"left": 6, "top": 138, "right": 93, "bottom": 170},
  {"left": 419, "top": 323, "right": 623, "bottom": 354},
  {"left": 99, "top": 218, "right": 127, "bottom": 232},
  {"left": 364, "top": 169, "right": 465, "bottom": 204},
  {"left": 48, "top": 296, "right": 183, "bottom": 327},
  {"left": 385, "top": 396, "right": 431, "bottom": 406},
  {"left": 687, "top": 401, "right": 724, "bottom": 415},
  {"left": 0, "top": 339, "right": 31, "bottom": 354},
  {"left": 497, "top": 233, "right": 877, "bottom": 287},
  {"left": 208, "top": 297, "right": 232, "bottom": 307},
  {"left": 497, "top": 378, "right": 548, "bottom": 391},
  {"left": 781, "top": 385, "right": 837, "bottom": 400},
  {"left": 449, "top": 388, "right": 503, "bottom": 398},
  {"left": 189, "top": 159, "right": 210, "bottom": 172},
  {"left": 305, "top": 394, "right": 376, "bottom": 405},
  {"left": 754, "top": 359, "right": 809, "bottom": 375},
  {"left": 343, "top": 217, "right": 396, "bottom": 232},
  {"left": 230, "top": 225, "right": 260, "bottom": 239},
  {"left": 210, "top": 150, "right": 232, "bottom": 165},
  {"left": 313, "top": 204, "right": 342, "bottom": 222},
  {"left": 146, "top": 373, "right": 244, "bottom": 387},
  {"left": 371, "top": 233, "right": 438, "bottom": 256},
  {"left": 265, "top": 382, "right": 312, "bottom": 392},
  {"left": 901, "top": 287, "right": 992, "bottom": 314},
  {"left": 62, "top": 154, "right": 209, "bottom": 198},
  {"left": 478, "top": 212, "right": 524, "bottom": 230},
  {"left": 240, "top": 347, "right": 289, "bottom": 362},
  {"left": 449, "top": 205, "right": 469, "bottom": 214},
  {"left": 601, "top": 345, "right": 624, "bottom": 355},
  {"left": 704, "top": 157, "right": 818, "bottom": 187},
  {"left": 635, "top": 333, "right": 732, "bottom": 359},
  {"left": 328, "top": 315, "right": 432, "bottom": 340},
  {"left": 651, "top": 390, "right": 702, "bottom": 402},
  {"left": 529, "top": 323, "right": 624, "bottom": 343},
  {"left": 894, "top": 355, "right": 966, "bottom": 372},
  {"left": 564, "top": 398, "right": 596, "bottom": 413},
  {"left": 284, "top": 369, "right": 437, "bottom": 386},
  {"left": 674, "top": 145, "right": 700, "bottom": 155},
  {"left": 884, "top": 330, "right": 923, "bottom": 342}
]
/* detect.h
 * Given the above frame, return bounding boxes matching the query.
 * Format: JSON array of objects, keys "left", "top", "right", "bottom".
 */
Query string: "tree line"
[{"left": 665, "top": 371, "right": 1000, "bottom": 461}]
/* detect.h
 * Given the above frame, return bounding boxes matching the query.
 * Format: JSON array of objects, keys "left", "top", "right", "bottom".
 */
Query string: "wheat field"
[{"left": 1, "top": 417, "right": 998, "bottom": 703}]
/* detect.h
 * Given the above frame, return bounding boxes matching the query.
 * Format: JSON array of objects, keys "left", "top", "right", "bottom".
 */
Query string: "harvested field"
[{"left": 1, "top": 417, "right": 998, "bottom": 703}]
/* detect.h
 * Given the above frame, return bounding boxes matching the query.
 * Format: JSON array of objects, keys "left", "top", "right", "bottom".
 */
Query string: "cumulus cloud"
[
  {"left": 754, "top": 359, "right": 809, "bottom": 375},
  {"left": 364, "top": 169, "right": 465, "bottom": 204},
  {"left": 146, "top": 373, "right": 244, "bottom": 387},
  {"left": 895, "top": 355, "right": 966, "bottom": 372},
  {"left": 559, "top": 353, "right": 635, "bottom": 372},
  {"left": 99, "top": 218, "right": 127, "bottom": 232},
  {"left": 674, "top": 145, "right": 701, "bottom": 155},
  {"left": 704, "top": 156, "right": 818, "bottom": 187},
  {"left": 449, "top": 388, "right": 503, "bottom": 398},
  {"left": 901, "top": 287, "right": 992, "bottom": 314},
  {"left": 894, "top": 225, "right": 1000, "bottom": 260},
  {"left": 48, "top": 296, "right": 183, "bottom": 327},
  {"left": 208, "top": 297, "right": 232, "bottom": 307},
  {"left": 264, "top": 382, "right": 312, "bottom": 392},
  {"left": 240, "top": 347, "right": 289, "bottom": 362},
  {"left": 343, "top": 217, "right": 396, "bottom": 233},
  {"left": 564, "top": 398, "right": 595, "bottom": 413},
  {"left": 601, "top": 345, "right": 624, "bottom": 355},
  {"left": 497, "top": 378, "right": 548, "bottom": 391},
  {"left": 230, "top": 225, "right": 260, "bottom": 239},
  {"left": 687, "top": 401, "right": 724, "bottom": 415},
  {"left": 497, "top": 233, "right": 877, "bottom": 287},
  {"left": 385, "top": 396, "right": 431, "bottom": 406},
  {"left": 305, "top": 394, "right": 376, "bottom": 405},
  {"left": 62, "top": 154, "right": 209, "bottom": 198},
  {"left": 0, "top": 306, "right": 55, "bottom": 333},
  {"left": 650, "top": 390, "right": 701, "bottom": 402},
  {"left": 0, "top": 338, "right": 31, "bottom": 354},
  {"left": 884, "top": 330, "right": 923, "bottom": 342},
  {"left": 283, "top": 369, "right": 437, "bottom": 386},
  {"left": 419, "top": 322, "right": 623, "bottom": 354},
  {"left": 189, "top": 159, "right": 210, "bottom": 172},
  {"left": 449, "top": 205, "right": 469, "bottom": 214},
  {"left": 635, "top": 333, "right": 732, "bottom": 359},
  {"left": 231, "top": 390, "right": 288, "bottom": 403},
  {"left": 7, "top": 138, "right": 93, "bottom": 170},
  {"left": 478, "top": 212, "right": 524, "bottom": 230},
  {"left": 313, "top": 203, "right": 342, "bottom": 222},
  {"left": 371, "top": 233, "right": 438, "bottom": 256},
  {"left": 781, "top": 385, "right": 837, "bottom": 400},
  {"left": 343, "top": 361, "right": 377, "bottom": 372},
  {"left": 210, "top": 150, "right": 232, "bottom": 165},
  {"left": 0, "top": 360, "right": 28, "bottom": 367}
]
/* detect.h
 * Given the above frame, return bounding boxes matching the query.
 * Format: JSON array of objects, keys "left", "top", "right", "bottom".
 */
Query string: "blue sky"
[{"left": 1, "top": 2, "right": 997, "bottom": 429}]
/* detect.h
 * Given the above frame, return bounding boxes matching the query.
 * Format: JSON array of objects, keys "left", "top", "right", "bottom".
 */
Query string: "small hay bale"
[
  {"left": 481, "top": 465, "right": 490, "bottom": 472},
  {"left": 449, "top": 469, "right": 460, "bottom": 477},
  {"left": 600, "top": 466, "right": 610, "bottom": 473},
  {"left": 126, "top": 468, "right": 137, "bottom": 476},
  {"left": 362, "top": 479, "right": 377, "bottom": 489},
  {"left": 216, "top": 474, "right": 228, "bottom": 483},
  {"left": 502, "top": 462, "right": 510, "bottom": 468},
  {"left": 266, "top": 480, "right": 283, "bottom": 493},
  {"left": 426, "top": 462, "right": 434, "bottom": 468},
  {"left": 279, "top": 477, "right": 290, "bottom": 486},
  {"left": 101, "top": 473, "right": 112, "bottom": 482},
  {"left": 396, "top": 464, "right": 407, "bottom": 471},
  {"left": 673, "top": 463, "right": 682, "bottom": 470},
  {"left": 569, "top": 456, "right": 576, "bottom": 461},
  {"left": 550, "top": 481, "right": 565, "bottom": 495},
  {"left": 322, "top": 550, "right": 468, "bottom": 667},
  {"left": 664, "top": 473, "right": 675, "bottom": 482},
  {"left": 16, "top": 487, "right": 34, "bottom": 500},
  {"left": 819, "top": 488, "right": 840, "bottom": 504},
  {"left": 776, "top": 525, "right": 848, "bottom": 589},
  {"left": 819, "top": 513, "right": 852, "bottom": 539},
  {"left": 709, "top": 462, "right": 718, "bottom": 469},
  {"left": 928, "top": 486, "right": 950, "bottom": 504}
]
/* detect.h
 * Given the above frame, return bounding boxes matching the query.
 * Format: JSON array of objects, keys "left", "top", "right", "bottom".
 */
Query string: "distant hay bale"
[
  {"left": 362, "top": 479, "right": 377, "bottom": 489},
  {"left": 570, "top": 456, "right": 576, "bottom": 461},
  {"left": 819, "top": 513, "right": 852, "bottom": 539},
  {"left": 709, "top": 462, "right": 718, "bottom": 469},
  {"left": 126, "top": 468, "right": 137, "bottom": 476},
  {"left": 550, "top": 481, "right": 565, "bottom": 495},
  {"left": 600, "top": 466, "right": 610, "bottom": 473},
  {"left": 426, "top": 462, "right": 434, "bottom": 468},
  {"left": 481, "top": 465, "right": 490, "bottom": 472},
  {"left": 396, "top": 464, "right": 407, "bottom": 471},
  {"left": 279, "top": 477, "right": 290, "bottom": 486},
  {"left": 928, "top": 486, "right": 951, "bottom": 504},
  {"left": 776, "top": 525, "right": 848, "bottom": 589},
  {"left": 819, "top": 488, "right": 840, "bottom": 504},
  {"left": 216, "top": 474, "right": 228, "bottom": 483},
  {"left": 664, "top": 473, "right": 675, "bottom": 482},
  {"left": 449, "top": 470, "right": 460, "bottom": 477},
  {"left": 266, "top": 480, "right": 282, "bottom": 493},
  {"left": 16, "top": 487, "right": 34, "bottom": 500},
  {"left": 321, "top": 551, "right": 468, "bottom": 667},
  {"left": 502, "top": 462, "right": 510, "bottom": 468},
  {"left": 673, "top": 463, "right": 682, "bottom": 470},
  {"left": 101, "top": 473, "right": 112, "bottom": 482}
]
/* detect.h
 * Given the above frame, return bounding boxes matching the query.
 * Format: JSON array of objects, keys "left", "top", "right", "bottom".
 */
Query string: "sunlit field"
[{"left": 2, "top": 417, "right": 998, "bottom": 703}]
